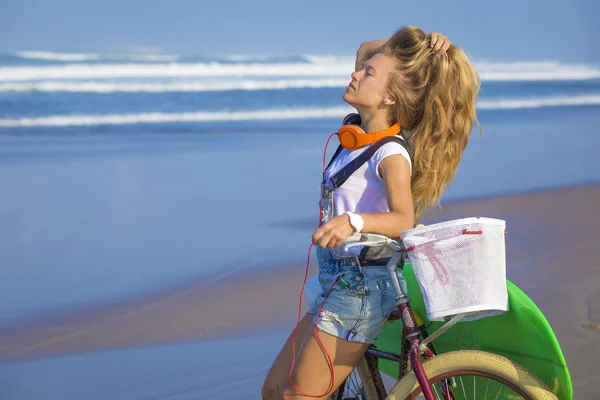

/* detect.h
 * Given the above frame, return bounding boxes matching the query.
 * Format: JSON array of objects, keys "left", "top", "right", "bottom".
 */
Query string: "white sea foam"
[
  {"left": 301, "top": 54, "right": 356, "bottom": 65},
  {"left": 221, "top": 54, "right": 273, "bottom": 62},
  {"left": 122, "top": 54, "right": 181, "bottom": 62},
  {"left": 2, "top": 60, "right": 598, "bottom": 83},
  {"left": 15, "top": 51, "right": 103, "bottom": 62},
  {"left": 1, "top": 95, "right": 599, "bottom": 128},
  {"left": 0, "top": 63, "right": 354, "bottom": 81},
  {"left": 478, "top": 68, "right": 600, "bottom": 81},
  {"left": 477, "top": 95, "right": 600, "bottom": 109},
  {"left": 0, "top": 107, "right": 353, "bottom": 127},
  {"left": 0, "top": 79, "right": 350, "bottom": 93},
  {"left": 13, "top": 51, "right": 180, "bottom": 63}
]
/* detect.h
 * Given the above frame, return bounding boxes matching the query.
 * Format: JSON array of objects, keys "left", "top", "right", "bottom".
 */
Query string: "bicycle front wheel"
[{"left": 387, "top": 350, "right": 557, "bottom": 400}]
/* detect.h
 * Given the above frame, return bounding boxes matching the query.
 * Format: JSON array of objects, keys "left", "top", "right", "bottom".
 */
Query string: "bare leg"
[
  {"left": 262, "top": 313, "right": 316, "bottom": 400},
  {"left": 281, "top": 325, "right": 370, "bottom": 400}
]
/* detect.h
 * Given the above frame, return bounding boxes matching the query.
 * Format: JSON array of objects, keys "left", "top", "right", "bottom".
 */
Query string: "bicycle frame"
[
  {"left": 344, "top": 235, "right": 452, "bottom": 400},
  {"left": 360, "top": 301, "right": 456, "bottom": 400}
]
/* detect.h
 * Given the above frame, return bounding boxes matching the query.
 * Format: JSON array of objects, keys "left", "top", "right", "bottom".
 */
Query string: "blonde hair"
[{"left": 380, "top": 26, "right": 480, "bottom": 222}]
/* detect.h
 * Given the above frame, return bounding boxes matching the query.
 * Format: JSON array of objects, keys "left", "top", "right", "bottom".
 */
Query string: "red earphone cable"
[
  {"left": 322, "top": 133, "right": 338, "bottom": 171},
  {"left": 287, "top": 133, "right": 339, "bottom": 397}
]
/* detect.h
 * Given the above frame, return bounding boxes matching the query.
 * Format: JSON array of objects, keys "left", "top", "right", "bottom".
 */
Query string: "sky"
[{"left": 0, "top": 0, "right": 598, "bottom": 63}]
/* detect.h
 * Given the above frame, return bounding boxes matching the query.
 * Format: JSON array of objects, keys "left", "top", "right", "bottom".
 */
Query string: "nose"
[{"left": 351, "top": 71, "right": 359, "bottom": 81}]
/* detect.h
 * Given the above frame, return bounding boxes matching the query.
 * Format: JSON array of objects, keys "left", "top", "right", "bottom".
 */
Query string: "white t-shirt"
[{"left": 325, "top": 138, "right": 411, "bottom": 256}]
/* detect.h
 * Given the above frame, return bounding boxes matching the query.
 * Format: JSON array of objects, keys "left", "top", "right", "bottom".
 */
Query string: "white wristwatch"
[{"left": 344, "top": 211, "right": 364, "bottom": 233}]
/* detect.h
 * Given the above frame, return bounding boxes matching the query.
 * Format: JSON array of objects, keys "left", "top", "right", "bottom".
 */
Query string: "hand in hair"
[
  {"left": 355, "top": 31, "right": 451, "bottom": 71},
  {"left": 428, "top": 32, "right": 452, "bottom": 55}
]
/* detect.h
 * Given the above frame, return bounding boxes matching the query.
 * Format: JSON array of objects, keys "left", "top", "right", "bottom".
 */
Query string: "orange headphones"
[{"left": 338, "top": 114, "right": 401, "bottom": 151}]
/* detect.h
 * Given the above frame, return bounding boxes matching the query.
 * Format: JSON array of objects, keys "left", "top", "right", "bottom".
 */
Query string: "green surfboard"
[{"left": 375, "top": 264, "right": 573, "bottom": 399}]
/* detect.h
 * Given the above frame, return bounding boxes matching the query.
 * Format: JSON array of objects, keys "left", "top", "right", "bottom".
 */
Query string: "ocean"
[
  {"left": 1, "top": 51, "right": 599, "bottom": 327},
  {"left": 1, "top": 52, "right": 600, "bottom": 128}
]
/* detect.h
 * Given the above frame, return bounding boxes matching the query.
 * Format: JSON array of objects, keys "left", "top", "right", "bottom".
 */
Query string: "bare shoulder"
[{"left": 378, "top": 154, "right": 411, "bottom": 181}]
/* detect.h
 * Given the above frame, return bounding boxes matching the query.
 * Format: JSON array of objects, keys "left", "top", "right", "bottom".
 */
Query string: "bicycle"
[{"left": 306, "top": 232, "right": 572, "bottom": 400}]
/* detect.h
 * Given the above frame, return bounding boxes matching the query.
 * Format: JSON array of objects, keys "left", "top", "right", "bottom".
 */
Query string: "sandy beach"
[
  {"left": 1, "top": 3, "right": 599, "bottom": 398},
  {"left": 1, "top": 183, "right": 598, "bottom": 399}
]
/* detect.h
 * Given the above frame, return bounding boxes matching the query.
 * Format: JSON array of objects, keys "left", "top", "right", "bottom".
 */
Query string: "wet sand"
[{"left": 1, "top": 184, "right": 599, "bottom": 398}]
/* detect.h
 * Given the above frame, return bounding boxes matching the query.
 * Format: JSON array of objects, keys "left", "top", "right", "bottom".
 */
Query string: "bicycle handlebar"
[{"left": 343, "top": 233, "right": 404, "bottom": 253}]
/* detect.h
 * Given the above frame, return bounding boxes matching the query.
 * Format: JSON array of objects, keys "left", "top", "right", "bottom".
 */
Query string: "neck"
[{"left": 358, "top": 111, "right": 394, "bottom": 133}]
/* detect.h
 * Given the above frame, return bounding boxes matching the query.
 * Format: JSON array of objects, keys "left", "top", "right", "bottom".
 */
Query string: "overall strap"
[{"left": 329, "top": 136, "right": 409, "bottom": 189}]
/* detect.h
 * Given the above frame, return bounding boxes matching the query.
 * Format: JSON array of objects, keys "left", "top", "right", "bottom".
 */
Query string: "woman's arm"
[
  {"left": 311, "top": 155, "right": 413, "bottom": 248},
  {"left": 359, "top": 154, "right": 414, "bottom": 237},
  {"left": 354, "top": 32, "right": 452, "bottom": 72},
  {"left": 355, "top": 40, "right": 387, "bottom": 72}
]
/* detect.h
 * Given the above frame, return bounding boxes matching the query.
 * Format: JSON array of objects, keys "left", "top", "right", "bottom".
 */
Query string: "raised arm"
[
  {"left": 355, "top": 40, "right": 387, "bottom": 72},
  {"left": 354, "top": 32, "right": 452, "bottom": 72}
]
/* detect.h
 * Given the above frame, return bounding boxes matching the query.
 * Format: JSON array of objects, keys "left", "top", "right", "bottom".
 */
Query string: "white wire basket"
[{"left": 401, "top": 217, "right": 509, "bottom": 322}]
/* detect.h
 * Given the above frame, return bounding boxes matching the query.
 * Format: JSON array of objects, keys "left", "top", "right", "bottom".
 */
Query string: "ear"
[{"left": 383, "top": 96, "right": 395, "bottom": 106}]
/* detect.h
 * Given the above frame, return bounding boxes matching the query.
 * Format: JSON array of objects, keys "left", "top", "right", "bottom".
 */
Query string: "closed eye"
[{"left": 365, "top": 66, "right": 376, "bottom": 76}]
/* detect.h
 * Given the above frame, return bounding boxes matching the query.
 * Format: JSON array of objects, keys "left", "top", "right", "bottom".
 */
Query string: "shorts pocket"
[{"left": 341, "top": 269, "right": 367, "bottom": 298}]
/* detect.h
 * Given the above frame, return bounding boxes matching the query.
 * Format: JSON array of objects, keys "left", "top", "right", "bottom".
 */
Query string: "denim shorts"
[{"left": 307, "top": 246, "right": 408, "bottom": 344}]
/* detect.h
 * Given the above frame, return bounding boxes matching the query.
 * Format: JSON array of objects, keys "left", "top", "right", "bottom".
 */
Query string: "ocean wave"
[
  {"left": 2, "top": 60, "right": 598, "bottom": 83},
  {"left": 0, "top": 79, "right": 350, "bottom": 93},
  {"left": 0, "top": 63, "right": 352, "bottom": 81},
  {"left": 9, "top": 52, "right": 354, "bottom": 65},
  {"left": 1, "top": 95, "right": 598, "bottom": 128},
  {"left": 0, "top": 107, "right": 353, "bottom": 127},
  {"left": 478, "top": 71, "right": 600, "bottom": 81},
  {"left": 15, "top": 51, "right": 103, "bottom": 62},
  {"left": 478, "top": 95, "right": 600, "bottom": 109},
  {"left": 13, "top": 51, "right": 181, "bottom": 63},
  {"left": 123, "top": 54, "right": 181, "bottom": 62},
  {"left": 221, "top": 54, "right": 272, "bottom": 62},
  {"left": 301, "top": 54, "right": 356, "bottom": 64}
]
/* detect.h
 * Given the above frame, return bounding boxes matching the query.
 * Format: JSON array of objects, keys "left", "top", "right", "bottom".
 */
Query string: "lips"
[{"left": 347, "top": 82, "right": 356, "bottom": 90}]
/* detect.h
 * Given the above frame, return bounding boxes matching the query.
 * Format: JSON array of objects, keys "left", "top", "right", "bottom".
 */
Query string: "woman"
[{"left": 262, "top": 26, "right": 479, "bottom": 399}]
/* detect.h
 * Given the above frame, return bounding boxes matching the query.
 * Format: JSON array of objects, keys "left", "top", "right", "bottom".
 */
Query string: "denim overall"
[{"left": 307, "top": 135, "right": 410, "bottom": 344}]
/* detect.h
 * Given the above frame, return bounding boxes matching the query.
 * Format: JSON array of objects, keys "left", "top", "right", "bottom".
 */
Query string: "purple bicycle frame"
[
  {"left": 384, "top": 247, "right": 449, "bottom": 399},
  {"left": 344, "top": 234, "right": 455, "bottom": 399}
]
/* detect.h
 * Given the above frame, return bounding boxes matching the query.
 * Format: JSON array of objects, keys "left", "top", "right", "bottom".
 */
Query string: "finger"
[
  {"left": 429, "top": 32, "right": 438, "bottom": 49},
  {"left": 319, "top": 237, "right": 335, "bottom": 249},
  {"left": 441, "top": 39, "right": 452, "bottom": 52},
  {"left": 437, "top": 35, "right": 450, "bottom": 52},
  {"left": 312, "top": 232, "right": 325, "bottom": 245},
  {"left": 333, "top": 238, "right": 345, "bottom": 248},
  {"left": 433, "top": 36, "right": 445, "bottom": 52},
  {"left": 312, "top": 231, "right": 320, "bottom": 244},
  {"left": 326, "top": 233, "right": 344, "bottom": 248},
  {"left": 312, "top": 224, "right": 328, "bottom": 243},
  {"left": 327, "top": 234, "right": 342, "bottom": 249},
  {"left": 325, "top": 232, "right": 345, "bottom": 249},
  {"left": 318, "top": 232, "right": 335, "bottom": 249}
]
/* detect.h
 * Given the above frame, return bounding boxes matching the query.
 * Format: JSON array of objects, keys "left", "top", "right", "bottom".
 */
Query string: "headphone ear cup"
[{"left": 338, "top": 125, "right": 365, "bottom": 151}]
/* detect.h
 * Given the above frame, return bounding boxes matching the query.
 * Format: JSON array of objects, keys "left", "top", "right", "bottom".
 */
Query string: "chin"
[{"left": 342, "top": 91, "right": 356, "bottom": 107}]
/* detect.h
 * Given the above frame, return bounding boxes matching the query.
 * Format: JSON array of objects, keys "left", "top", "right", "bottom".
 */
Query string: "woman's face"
[{"left": 343, "top": 53, "right": 396, "bottom": 111}]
